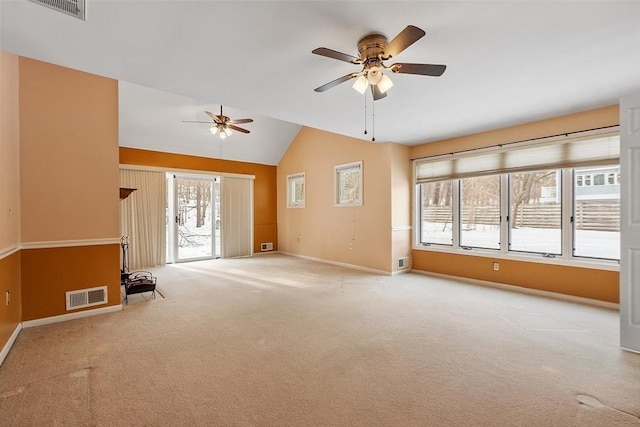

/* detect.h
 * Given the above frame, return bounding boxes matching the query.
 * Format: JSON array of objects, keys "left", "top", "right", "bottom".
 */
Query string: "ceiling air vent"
[
  {"left": 27, "top": 0, "right": 86, "bottom": 20},
  {"left": 66, "top": 286, "right": 108, "bottom": 311}
]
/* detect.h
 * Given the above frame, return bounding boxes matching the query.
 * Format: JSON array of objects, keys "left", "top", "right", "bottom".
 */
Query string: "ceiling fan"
[
  {"left": 312, "top": 25, "right": 446, "bottom": 100},
  {"left": 183, "top": 106, "right": 253, "bottom": 139}
]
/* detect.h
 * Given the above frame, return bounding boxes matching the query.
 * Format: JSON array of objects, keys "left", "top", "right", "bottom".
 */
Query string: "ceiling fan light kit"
[
  {"left": 183, "top": 106, "right": 253, "bottom": 139},
  {"left": 313, "top": 25, "right": 446, "bottom": 100}
]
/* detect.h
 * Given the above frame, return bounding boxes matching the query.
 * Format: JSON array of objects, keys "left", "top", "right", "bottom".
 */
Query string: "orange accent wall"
[
  {"left": 119, "top": 147, "right": 277, "bottom": 254},
  {"left": 0, "top": 252, "right": 21, "bottom": 350},
  {"left": 412, "top": 251, "right": 619, "bottom": 303},
  {"left": 21, "top": 245, "right": 120, "bottom": 321},
  {"left": 410, "top": 105, "right": 620, "bottom": 303}
]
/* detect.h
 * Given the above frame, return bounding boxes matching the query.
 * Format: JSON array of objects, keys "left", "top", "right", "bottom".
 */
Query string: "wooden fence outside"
[{"left": 422, "top": 202, "right": 619, "bottom": 231}]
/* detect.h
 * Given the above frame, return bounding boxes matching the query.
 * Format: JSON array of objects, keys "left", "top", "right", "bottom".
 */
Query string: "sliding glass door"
[{"left": 170, "top": 175, "right": 220, "bottom": 262}]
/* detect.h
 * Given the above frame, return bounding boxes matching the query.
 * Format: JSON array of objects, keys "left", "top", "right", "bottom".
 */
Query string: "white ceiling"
[{"left": 2, "top": 1, "right": 639, "bottom": 166}]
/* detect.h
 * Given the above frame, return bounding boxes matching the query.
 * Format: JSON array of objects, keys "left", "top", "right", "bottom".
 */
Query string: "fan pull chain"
[
  {"left": 371, "top": 94, "right": 375, "bottom": 142},
  {"left": 363, "top": 94, "right": 368, "bottom": 136}
]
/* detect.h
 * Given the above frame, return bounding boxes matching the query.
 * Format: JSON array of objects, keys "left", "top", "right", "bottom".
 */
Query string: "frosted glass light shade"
[
  {"left": 209, "top": 126, "right": 218, "bottom": 135},
  {"left": 352, "top": 75, "right": 368, "bottom": 94},
  {"left": 377, "top": 74, "right": 394, "bottom": 93}
]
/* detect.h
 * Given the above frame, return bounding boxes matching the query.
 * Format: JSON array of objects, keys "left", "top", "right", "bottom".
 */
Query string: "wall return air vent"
[
  {"left": 66, "top": 286, "right": 108, "bottom": 311},
  {"left": 28, "top": 0, "right": 86, "bottom": 20}
]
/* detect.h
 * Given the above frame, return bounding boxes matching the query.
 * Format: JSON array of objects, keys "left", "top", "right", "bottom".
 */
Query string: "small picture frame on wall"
[
  {"left": 334, "top": 161, "right": 362, "bottom": 207},
  {"left": 287, "top": 172, "right": 305, "bottom": 208}
]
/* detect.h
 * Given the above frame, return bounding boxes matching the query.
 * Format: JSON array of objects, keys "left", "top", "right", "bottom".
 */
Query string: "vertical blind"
[
  {"left": 415, "top": 130, "right": 620, "bottom": 183},
  {"left": 120, "top": 169, "right": 167, "bottom": 269},
  {"left": 220, "top": 176, "right": 253, "bottom": 258}
]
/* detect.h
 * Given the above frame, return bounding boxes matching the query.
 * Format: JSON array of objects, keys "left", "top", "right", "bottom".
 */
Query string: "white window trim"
[
  {"left": 413, "top": 168, "right": 620, "bottom": 271},
  {"left": 334, "top": 161, "right": 363, "bottom": 207},
  {"left": 287, "top": 172, "right": 305, "bottom": 208}
]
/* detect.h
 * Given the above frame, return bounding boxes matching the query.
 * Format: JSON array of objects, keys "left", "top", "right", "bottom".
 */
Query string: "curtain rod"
[{"left": 409, "top": 124, "right": 619, "bottom": 162}]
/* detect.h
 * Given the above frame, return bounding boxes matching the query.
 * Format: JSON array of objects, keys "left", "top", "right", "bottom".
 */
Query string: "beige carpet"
[{"left": 0, "top": 254, "right": 638, "bottom": 426}]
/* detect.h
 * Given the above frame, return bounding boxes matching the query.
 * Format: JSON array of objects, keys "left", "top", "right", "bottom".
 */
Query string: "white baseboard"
[
  {"left": 22, "top": 304, "right": 123, "bottom": 329},
  {"left": 411, "top": 269, "right": 620, "bottom": 310},
  {"left": 0, "top": 323, "right": 23, "bottom": 367},
  {"left": 281, "top": 252, "right": 392, "bottom": 276},
  {"left": 392, "top": 268, "right": 411, "bottom": 276}
]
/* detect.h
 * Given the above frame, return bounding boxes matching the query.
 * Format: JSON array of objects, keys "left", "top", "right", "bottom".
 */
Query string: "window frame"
[
  {"left": 286, "top": 172, "right": 305, "bottom": 208},
  {"left": 414, "top": 168, "right": 619, "bottom": 270},
  {"left": 334, "top": 161, "right": 363, "bottom": 207}
]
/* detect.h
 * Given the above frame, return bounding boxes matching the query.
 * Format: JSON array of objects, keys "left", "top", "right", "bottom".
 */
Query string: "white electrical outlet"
[{"left": 493, "top": 262, "right": 500, "bottom": 271}]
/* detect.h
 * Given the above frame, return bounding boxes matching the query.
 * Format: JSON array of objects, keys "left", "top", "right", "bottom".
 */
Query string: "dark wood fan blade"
[
  {"left": 371, "top": 84, "right": 387, "bottom": 101},
  {"left": 312, "top": 47, "right": 361, "bottom": 64},
  {"left": 229, "top": 118, "right": 253, "bottom": 124},
  {"left": 383, "top": 25, "right": 426, "bottom": 59},
  {"left": 182, "top": 120, "right": 212, "bottom": 124},
  {"left": 228, "top": 124, "right": 250, "bottom": 134},
  {"left": 205, "top": 111, "right": 223, "bottom": 124},
  {"left": 314, "top": 73, "right": 359, "bottom": 92},
  {"left": 390, "top": 63, "right": 446, "bottom": 76}
]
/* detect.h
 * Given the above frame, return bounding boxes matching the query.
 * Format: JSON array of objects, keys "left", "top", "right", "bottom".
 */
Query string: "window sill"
[{"left": 412, "top": 244, "right": 620, "bottom": 272}]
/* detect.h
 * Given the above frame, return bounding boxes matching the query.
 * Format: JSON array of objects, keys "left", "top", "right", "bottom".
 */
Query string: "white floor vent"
[
  {"left": 260, "top": 242, "right": 274, "bottom": 251},
  {"left": 27, "top": 0, "right": 86, "bottom": 20},
  {"left": 66, "top": 286, "right": 108, "bottom": 311},
  {"left": 398, "top": 257, "right": 409, "bottom": 270}
]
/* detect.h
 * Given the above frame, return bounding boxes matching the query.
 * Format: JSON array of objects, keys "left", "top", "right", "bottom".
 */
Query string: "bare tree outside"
[
  {"left": 420, "top": 180, "right": 453, "bottom": 245},
  {"left": 177, "top": 179, "right": 213, "bottom": 257},
  {"left": 460, "top": 175, "right": 500, "bottom": 249},
  {"left": 509, "top": 170, "right": 561, "bottom": 254}
]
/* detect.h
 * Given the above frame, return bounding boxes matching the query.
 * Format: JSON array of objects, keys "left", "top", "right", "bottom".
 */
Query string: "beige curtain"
[
  {"left": 220, "top": 176, "right": 253, "bottom": 258},
  {"left": 120, "top": 169, "right": 167, "bottom": 269}
]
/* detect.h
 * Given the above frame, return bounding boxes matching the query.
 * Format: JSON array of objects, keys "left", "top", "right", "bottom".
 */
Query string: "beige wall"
[
  {"left": 409, "top": 105, "right": 619, "bottom": 159},
  {"left": 17, "top": 57, "right": 121, "bottom": 321},
  {"left": 278, "top": 127, "right": 400, "bottom": 273},
  {"left": 19, "top": 57, "right": 120, "bottom": 243},
  {"left": 390, "top": 143, "right": 412, "bottom": 271},
  {"left": 410, "top": 105, "right": 620, "bottom": 302},
  {"left": 0, "top": 52, "right": 21, "bottom": 250},
  {"left": 0, "top": 52, "right": 22, "bottom": 351}
]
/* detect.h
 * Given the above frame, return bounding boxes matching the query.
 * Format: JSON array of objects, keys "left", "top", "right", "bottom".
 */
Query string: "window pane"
[
  {"left": 460, "top": 176, "right": 500, "bottom": 249},
  {"left": 509, "top": 170, "right": 561, "bottom": 255},
  {"left": 420, "top": 181, "right": 453, "bottom": 245},
  {"left": 573, "top": 166, "right": 620, "bottom": 260}
]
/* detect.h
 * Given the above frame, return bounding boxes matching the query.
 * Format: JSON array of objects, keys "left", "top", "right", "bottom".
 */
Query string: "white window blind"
[{"left": 416, "top": 129, "right": 619, "bottom": 183}]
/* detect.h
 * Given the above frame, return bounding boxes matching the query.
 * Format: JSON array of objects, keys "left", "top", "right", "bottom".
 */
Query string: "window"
[
  {"left": 414, "top": 129, "right": 620, "bottom": 263},
  {"left": 335, "top": 161, "right": 362, "bottom": 207},
  {"left": 573, "top": 167, "right": 620, "bottom": 260},
  {"left": 287, "top": 173, "right": 305, "bottom": 208},
  {"left": 594, "top": 173, "right": 605, "bottom": 186},
  {"left": 509, "top": 170, "right": 561, "bottom": 255},
  {"left": 460, "top": 176, "right": 500, "bottom": 249},
  {"left": 419, "top": 180, "right": 453, "bottom": 245}
]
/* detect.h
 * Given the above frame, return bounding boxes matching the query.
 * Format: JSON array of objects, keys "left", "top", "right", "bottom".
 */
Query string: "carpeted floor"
[{"left": 0, "top": 254, "right": 638, "bottom": 426}]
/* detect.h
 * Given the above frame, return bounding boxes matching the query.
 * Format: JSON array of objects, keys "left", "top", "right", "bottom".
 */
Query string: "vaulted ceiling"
[{"left": 2, "top": 1, "right": 639, "bottom": 165}]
